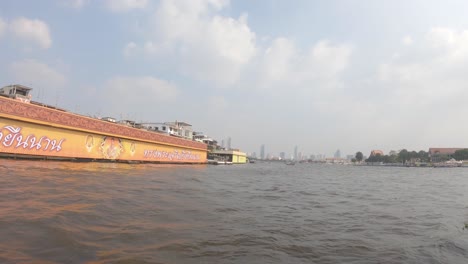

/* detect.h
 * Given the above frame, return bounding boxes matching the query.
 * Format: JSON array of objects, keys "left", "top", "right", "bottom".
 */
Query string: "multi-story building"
[
  {"left": 193, "top": 132, "right": 217, "bottom": 150},
  {"left": 141, "top": 121, "right": 193, "bottom": 140},
  {"left": 428, "top": 148, "right": 465, "bottom": 162},
  {"left": 0, "top": 84, "right": 32, "bottom": 103},
  {"left": 334, "top": 149, "right": 341, "bottom": 158}
]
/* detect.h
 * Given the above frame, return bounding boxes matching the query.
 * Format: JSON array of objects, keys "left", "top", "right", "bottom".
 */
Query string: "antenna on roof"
[
  {"left": 41, "top": 87, "right": 47, "bottom": 105},
  {"left": 55, "top": 90, "right": 61, "bottom": 108}
]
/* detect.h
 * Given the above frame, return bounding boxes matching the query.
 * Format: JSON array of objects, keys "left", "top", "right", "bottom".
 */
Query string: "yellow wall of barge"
[
  {"left": 234, "top": 154, "right": 247, "bottom": 164},
  {"left": 0, "top": 117, "right": 207, "bottom": 163}
]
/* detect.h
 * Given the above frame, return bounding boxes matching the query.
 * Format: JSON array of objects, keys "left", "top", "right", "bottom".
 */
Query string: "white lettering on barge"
[
  {"left": 0, "top": 125, "right": 65, "bottom": 152},
  {"left": 143, "top": 149, "right": 200, "bottom": 160}
]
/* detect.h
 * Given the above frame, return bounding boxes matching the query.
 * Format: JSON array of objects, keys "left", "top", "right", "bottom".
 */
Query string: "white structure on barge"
[
  {"left": 140, "top": 121, "right": 194, "bottom": 140},
  {"left": 0, "top": 84, "right": 32, "bottom": 103}
]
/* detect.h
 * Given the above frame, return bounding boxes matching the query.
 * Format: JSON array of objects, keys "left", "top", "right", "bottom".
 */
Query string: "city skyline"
[
  {"left": 256, "top": 144, "right": 352, "bottom": 161},
  {"left": 2, "top": 1, "right": 468, "bottom": 156},
  {"left": 252, "top": 145, "right": 446, "bottom": 161}
]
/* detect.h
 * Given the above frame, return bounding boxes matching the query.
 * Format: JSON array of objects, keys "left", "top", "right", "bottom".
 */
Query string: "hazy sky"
[{"left": 2, "top": 0, "right": 468, "bottom": 157}]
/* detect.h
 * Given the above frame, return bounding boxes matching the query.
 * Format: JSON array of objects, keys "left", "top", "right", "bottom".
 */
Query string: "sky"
[{"left": 2, "top": 0, "right": 468, "bottom": 158}]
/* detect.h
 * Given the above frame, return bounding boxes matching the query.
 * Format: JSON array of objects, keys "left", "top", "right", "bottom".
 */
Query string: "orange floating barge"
[{"left": 0, "top": 85, "right": 208, "bottom": 164}]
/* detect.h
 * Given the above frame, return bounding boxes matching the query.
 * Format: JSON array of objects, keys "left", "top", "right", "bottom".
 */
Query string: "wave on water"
[{"left": 1, "top": 160, "right": 468, "bottom": 263}]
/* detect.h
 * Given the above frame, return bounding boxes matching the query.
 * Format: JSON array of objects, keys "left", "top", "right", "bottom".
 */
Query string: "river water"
[{"left": 0, "top": 160, "right": 467, "bottom": 263}]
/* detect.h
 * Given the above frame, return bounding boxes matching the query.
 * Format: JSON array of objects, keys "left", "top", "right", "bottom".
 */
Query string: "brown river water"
[{"left": 0, "top": 160, "right": 467, "bottom": 263}]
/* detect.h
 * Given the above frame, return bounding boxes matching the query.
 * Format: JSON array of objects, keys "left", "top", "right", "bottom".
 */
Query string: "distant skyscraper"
[
  {"left": 280, "top": 152, "right": 285, "bottom": 160},
  {"left": 294, "top": 146, "right": 298, "bottom": 160},
  {"left": 260, "top": 144, "right": 265, "bottom": 160},
  {"left": 221, "top": 140, "right": 225, "bottom": 149},
  {"left": 252, "top": 152, "right": 257, "bottom": 158},
  {"left": 227, "top": 137, "right": 231, "bottom": 150},
  {"left": 334, "top": 149, "right": 341, "bottom": 158}
]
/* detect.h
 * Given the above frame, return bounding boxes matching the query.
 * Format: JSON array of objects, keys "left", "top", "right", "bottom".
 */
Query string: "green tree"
[
  {"left": 418, "top": 150, "right": 429, "bottom": 162},
  {"left": 383, "top": 154, "right": 397, "bottom": 164},
  {"left": 366, "top": 153, "right": 384, "bottom": 163},
  {"left": 398, "top": 149, "right": 409, "bottom": 164},
  {"left": 355, "top": 151, "right": 363, "bottom": 162},
  {"left": 453, "top": 149, "right": 468, "bottom": 161}
]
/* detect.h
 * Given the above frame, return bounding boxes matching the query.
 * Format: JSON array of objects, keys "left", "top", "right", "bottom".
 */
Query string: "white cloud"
[
  {"left": 0, "top": 17, "right": 6, "bottom": 37},
  {"left": 134, "top": 1, "right": 350, "bottom": 91},
  {"left": 9, "top": 59, "right": 66, "bottom": 88},
  {"left": 100, "top": 76, "right": 179, "bottom": 120},
  {"left": 371, "top": 26, "right": 468, "bottom": 146},
  {"left": 123, "top": 41, "right": 137, "bottom": 57},
  {"left": 122, "top": 41, "right": 166, "bottom": 57},
  {"left": 288, "top": 27, "right": 468, "bottom": 154},
  {"left": 260, "top": 37, "right": 296, "bottom": 83},
  {"left": 208, "top": 13, "right": 255, "bottom": 65},
  {"left": 144, "top": 41, "right": 163, "bottom": 55},
  {"left": 305, "top": 40, "right": 352, "bottom": 80},
  {"left": 105, "top": 0, "right": 148, "bottom": 12},
  {"left": 402, "top": 35, "right": 413, "bottom": 46},
  {"left": 9, "top": 17, "right": 52, "bottom": 49},
  {"left": 427, "top": 27, "right": 468, "bottom": 60},
  {"left": 141, "top": 0, "right": 256, "bottom": 85},
  {"left": 64, "top": 0, "right": 89, "bottom": 9},
  {"left": 378, "top": 27, "right": 468, "bottom": 104},
  {"left": 258, "top": 38, "right": 352, "bottom": 91},
  {"left": 426, "top": 27, "right": 456, "bottom": 49},
  {"left": 104, "top": 76, "right": 179, "bottom": 104},
  {"left": 208, "top": 95, "right": 228, "bottom": 110}
]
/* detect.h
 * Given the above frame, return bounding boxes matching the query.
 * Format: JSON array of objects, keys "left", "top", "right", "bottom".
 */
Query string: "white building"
[
  {"left": 141, "top": 121, "right": 193, "bottom": 140},
  {"left": 193, "top": 132, "right": 217, "bottom": 147},
  {"left": 101, "top": 117, "right": 117, "bottom": 123},
  {"left": 0, "top": 84, "right": 32, "bottom": 103},
  {"left": 119, "top": 120, "right": 143, "bottom": 128}
]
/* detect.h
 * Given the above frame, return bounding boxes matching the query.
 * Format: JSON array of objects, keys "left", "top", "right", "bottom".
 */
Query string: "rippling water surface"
[{"left": 1, "top": 160, "right": 468, "bottom": 263}]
